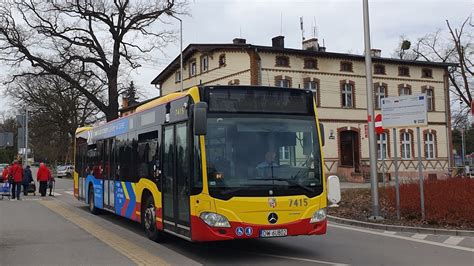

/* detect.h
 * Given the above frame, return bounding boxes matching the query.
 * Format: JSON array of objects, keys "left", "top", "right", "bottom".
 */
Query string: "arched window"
[
  {"left": 341, "top": 81, "right": 355, "bottom": 108},
  {"left": 424, "top": 131, "right": 437, "bottom": 159},
  {"left": 374, "top": 83, "right": 387, "bottom": 109},
  {"left": 400, "top": 131, "right": 412, "bottom": 159}
]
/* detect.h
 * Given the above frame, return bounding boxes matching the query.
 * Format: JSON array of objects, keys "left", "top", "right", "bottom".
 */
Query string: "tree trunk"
[{"left": 106, "top": 74, "right": 120, "bottom": 121}]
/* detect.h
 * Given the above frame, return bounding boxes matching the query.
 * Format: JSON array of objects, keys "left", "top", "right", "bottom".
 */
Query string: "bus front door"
[{"left": 162, "top": 123, "right": 191, "bottom": 238}]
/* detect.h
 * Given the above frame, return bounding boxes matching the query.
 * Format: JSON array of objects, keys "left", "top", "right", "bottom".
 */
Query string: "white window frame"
[
  {"left": 277, "top": 78, "right": 290, "bottom": 88},
  {"left": 279, "top": 146, "right": 290, "bottom": 161},
  {"left": 342, "top": 83, "right": 353, "bottom": 108},
  {"left": 426, "top": 89, "right": 434, "bottom": 111},
  {"left": 190, "top": 61, "right": 197, "bottom": 77},
  {"left": 424, "top": 133, "right": 436, "bottom": 159},
  {"left": 175, "top": 70, "right": 181, "bottom": 83},
  {"left": 377, "top": 133, "right": 388, "bottom": 159},
  {"left": 375, "top": 85, "right": 386, "bottom": 109},
  {"left": 399, "top": 86, "right": 411, "bottom": 96},
  {"left": 201, "top": 56, "right": 209, "bottom": 72},
  {"left": 401, "top": 132, "right": 411, "bottom": 159}
]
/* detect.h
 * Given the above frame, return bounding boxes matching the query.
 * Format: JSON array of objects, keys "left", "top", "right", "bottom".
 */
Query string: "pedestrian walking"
[
  {"left": 37, "top": 163, "right": 50, "bottom": 197},
  {"left": 22, "top": 165, "right": 33, "bottom": 196},
  {"left": 48, "top": 170, "right": 55, "bottom": 196},
  {"left": 10, "top": 161, "right": 23, "bottom": 200}
]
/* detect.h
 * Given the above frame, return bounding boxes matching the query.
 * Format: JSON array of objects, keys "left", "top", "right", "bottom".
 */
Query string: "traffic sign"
[
  {"left": 375, "top": 114, "right": 383, "bottom": 134},
  {"left": 381, "top": 94, "right": 428, "bottom": 128}
]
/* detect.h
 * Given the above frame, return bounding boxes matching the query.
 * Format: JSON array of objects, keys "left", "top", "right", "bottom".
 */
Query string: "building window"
[
  {"left": 189, "top": 60, "right": 197, "bottom": 77},
  {"left": 304, "top": 58, "right": 317, "bottom": 69},
  {"left": 340, "top": 61, "right": 353, "bottom": 72},
  {"left": 304, "top": 78, "right": 319, "bottom": 106},
  {"left": 398, "top": 66, "right": 410, "bottom": 77},
  {"left": 219, "top": 54, "right": 226, "bottom": 67},
  {"left": 341, "top": 82, "right": 354, "bottom": 108},
  {"left": 422, "top": 68, "right": 433, "bottom": 78},
  {"left": 424, "top": 132, "right": 436, "bottom": 159},
  {"left": 175, "top": 70, "right": 181, "bottom": 83},
  {"left": 275, "top": 75, "right": 291, "bottom": 87},
  {"left": 374, "top": 84, "right": 387, "bottom": 109},
  {"left": 275, "top": 56, "right": 290, "bottom": 67},
  {"left": 374, "top": 64, "right": 386, "bottom": 75},
  {"left": 423, "top": 87, "right": 434, "bottom": 111},
  {"left": 398, "top": 85, "right": 411, "bottom": 96},
  {"left": 279, "top": 146, "right": 290, "bottom": 161},
  {"left": 401, "top": 132, "right": 412, "bottom": 159},
  {"left": 377, "top": 133, "right": 388, "bottom": 159},
  {"left": 200, "top": 55, "right": 209, "bottom": 73}
]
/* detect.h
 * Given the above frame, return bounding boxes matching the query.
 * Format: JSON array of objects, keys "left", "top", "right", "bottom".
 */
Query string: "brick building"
[{"left": 148, "top": 36, "right": 454, "bottom": 181}]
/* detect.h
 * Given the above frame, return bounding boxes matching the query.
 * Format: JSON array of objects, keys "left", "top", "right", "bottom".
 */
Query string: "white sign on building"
[{"left": 381, "top": 94, "right": 428, "bottom": 128}]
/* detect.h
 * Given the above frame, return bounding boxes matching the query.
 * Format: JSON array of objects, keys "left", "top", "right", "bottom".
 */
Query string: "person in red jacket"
[
  {"left": 2, "top": 165, "right": 9, "bottom": 183},
  {"left": 37, "top": 162, "right": 51, "bottom": 197},
  {"left": 10, "top": 161, "right": 23, "bottom": 200}
]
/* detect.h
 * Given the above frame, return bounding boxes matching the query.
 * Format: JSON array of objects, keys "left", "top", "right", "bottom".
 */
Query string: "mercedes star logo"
[{"left": 268, "top": 213, "right": 278, "bottom": 224}]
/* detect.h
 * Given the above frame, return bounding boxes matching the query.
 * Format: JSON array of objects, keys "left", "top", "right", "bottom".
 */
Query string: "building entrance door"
[{"left": 340, "top": 130, "right": 360, "bottom": 172}]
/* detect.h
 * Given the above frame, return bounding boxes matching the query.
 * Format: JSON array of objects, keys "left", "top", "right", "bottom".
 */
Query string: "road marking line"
[
  {"left": 231, "top": 250, "right": 348, "bottom": 265},
  {"left": 383, "top": 231, "right": 396, "bottom": 235},
  {"left": 64, "top": 191, "right": 74, "bottom": 195},
  {"left": 52, "top": 192, "right": 62, "bottom": 196},
  {"left": 443, "top": 236, "right": 464, "bottom": 246},
  {"left": 412, "top": 234, "right": 428, "bottom": 240},
  {"left": 329, "top": 223, "right": 474, "bottom": 253},
  {"left": 40, "top": 200, "right": 170, "bottom": 266}
]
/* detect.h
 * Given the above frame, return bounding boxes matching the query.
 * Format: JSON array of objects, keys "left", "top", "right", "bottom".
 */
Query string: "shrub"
[{"left": 383, "top": 178, "right": 474, "bottom": 227}]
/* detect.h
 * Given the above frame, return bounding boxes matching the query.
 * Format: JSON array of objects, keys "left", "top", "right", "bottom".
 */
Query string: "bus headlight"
[
  {"left": 310, "top": 208, "right": 327, "bottom": 223},
  {"left": 200, "top": 212, "right": 231, "bottom": 228}
]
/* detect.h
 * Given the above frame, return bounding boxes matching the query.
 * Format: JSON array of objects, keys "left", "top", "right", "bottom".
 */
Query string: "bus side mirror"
[
  {"left": 194, "top": 102, "right": 208, "bottom": 135},
  {"left": 327, "top": 175, "right": 341, "bottom": 207},
  {"left": 319, "top": 123, "right": 325, "bottom": 147}
]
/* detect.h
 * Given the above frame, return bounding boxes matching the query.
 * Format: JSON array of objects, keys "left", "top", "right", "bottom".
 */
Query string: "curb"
[{"left": 327, "top": 215, "right": 474, "bottom": 237}]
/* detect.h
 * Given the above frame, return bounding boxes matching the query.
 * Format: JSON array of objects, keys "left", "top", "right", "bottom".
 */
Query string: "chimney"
[
  {"left": 122, "top": 96, "right": 129, "bottom": 109},
  {"left": 233, "top": 38, "right": 246, "bottom": 44},
  {"left": 371, "top": 49, "right": 381, "bottom": 57},
  {"left": 318, "top": 46, "right": 326, "bottom": 52},
  {"left": 302, "top": 38, "right": 319, "bottom": 51},
  {"left": 272, "top": 36, "right": 285, "bottom": 48}
]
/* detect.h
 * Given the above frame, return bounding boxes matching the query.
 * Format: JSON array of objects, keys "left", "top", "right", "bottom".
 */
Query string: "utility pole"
[
  {"left": 24, "top": 108, "right": 28, "bottom": 167},
  {"left": 362, "top": 0, "right": 382, "bottom": 220}
]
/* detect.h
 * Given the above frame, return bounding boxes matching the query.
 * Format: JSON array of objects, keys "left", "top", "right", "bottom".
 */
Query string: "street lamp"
[{"left": 166, "top": 11, "right": 183, "bottom": 92}]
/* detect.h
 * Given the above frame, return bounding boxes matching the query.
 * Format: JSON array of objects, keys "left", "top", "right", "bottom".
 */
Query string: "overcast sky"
[{"left": 1, "top": 0, "right": 472, "bottom": 112}]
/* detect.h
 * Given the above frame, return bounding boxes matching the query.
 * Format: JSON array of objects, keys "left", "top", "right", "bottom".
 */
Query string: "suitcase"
[{"left": 27, "top": 182, "right": 36, "bottom": 195}]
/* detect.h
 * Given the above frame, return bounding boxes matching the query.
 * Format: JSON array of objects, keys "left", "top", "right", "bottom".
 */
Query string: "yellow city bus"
[{"left": 74, "top": 85, "right": 336, "bottom": 241}]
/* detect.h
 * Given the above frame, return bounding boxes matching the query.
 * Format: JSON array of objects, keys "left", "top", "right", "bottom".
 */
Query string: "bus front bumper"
[{"left": 190, "top": 216, "right": 327, "bottom": 242}]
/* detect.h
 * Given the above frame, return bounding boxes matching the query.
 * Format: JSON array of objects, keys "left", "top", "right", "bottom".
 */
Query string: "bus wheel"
[
  {"left": 88, "top": 184, "right": 99, "bottom": 214},
  {"left": 142, "top": 196, "right": 162, "bottom": 242}
]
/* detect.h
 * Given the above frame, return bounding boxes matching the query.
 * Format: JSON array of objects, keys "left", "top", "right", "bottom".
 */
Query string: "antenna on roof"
[
  {"left": 313, "top": 16, "right": 318, "bottom": 38},
  {"left": 300, "top": 16, "right": 305, "bottom": 41},
  {"left": 323, "top": 38, "right": 325, "bottom": 47}
]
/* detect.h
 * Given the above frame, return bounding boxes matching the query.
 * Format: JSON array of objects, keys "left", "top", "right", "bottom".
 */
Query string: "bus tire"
[
  {"left": 142, "top": 195, "right": 162, "bottom": 242},
  {"left": 88, "top": 184, "right": 99, "bottom": 215}
]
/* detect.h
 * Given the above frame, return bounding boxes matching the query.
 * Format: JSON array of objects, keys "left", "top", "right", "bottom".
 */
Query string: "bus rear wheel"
[
  {"left": 88, "top": 184, "right": 99, "bottom": 214},
  {"left": 142, "top": 196, "right": 162, "bottom": 242}
]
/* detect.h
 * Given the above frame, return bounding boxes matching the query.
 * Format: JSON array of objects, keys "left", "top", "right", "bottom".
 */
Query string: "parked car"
[{"left": 56, "top": 165, "right": 74, "bottom": 178}]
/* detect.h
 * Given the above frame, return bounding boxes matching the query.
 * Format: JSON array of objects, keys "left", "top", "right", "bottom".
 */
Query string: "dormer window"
[
  {"left": 340, "top": 61, "right": 353, "bottom": 72},
  {"left": 275, "top": 56, "right": 290, "bottom": 67}
]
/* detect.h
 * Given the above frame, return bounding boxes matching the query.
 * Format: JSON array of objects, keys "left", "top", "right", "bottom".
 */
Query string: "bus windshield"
[{"left": 205, "top": 114, "right": 323, "bottom": 199}]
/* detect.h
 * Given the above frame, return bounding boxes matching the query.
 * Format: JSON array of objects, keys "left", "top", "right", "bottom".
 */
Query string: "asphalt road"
[{"left": 0, "top": 178, "right": 473, "bottom": 265}]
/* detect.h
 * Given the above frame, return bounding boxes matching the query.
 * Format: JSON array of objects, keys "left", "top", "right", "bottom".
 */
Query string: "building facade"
[{"left": 150, "top": 36, "right": 453, "bottom": 181}]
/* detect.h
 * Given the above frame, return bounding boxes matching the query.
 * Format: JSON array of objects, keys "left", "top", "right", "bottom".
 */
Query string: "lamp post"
[{"left": 166, "top": 11, "right": 183, "bottom": 92}]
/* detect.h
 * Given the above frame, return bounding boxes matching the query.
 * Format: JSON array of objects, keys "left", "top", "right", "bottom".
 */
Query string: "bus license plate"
[{"left": 260, "top": 229, "right": 287, "bottom": 238}]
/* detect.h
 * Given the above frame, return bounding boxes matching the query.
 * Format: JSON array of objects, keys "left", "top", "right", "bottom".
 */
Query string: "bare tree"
[
  {"left": 0, "top": 0, "right": 184, "bottom": 121},
  {"left": 394, "top": 16, "right": 473, "bottom": 128},
  {"left": 7, "top": 74, "right": 101, "bottom": 162}
]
